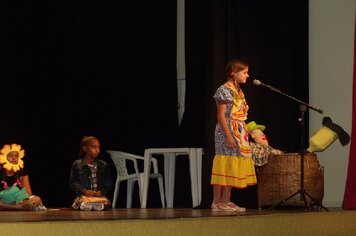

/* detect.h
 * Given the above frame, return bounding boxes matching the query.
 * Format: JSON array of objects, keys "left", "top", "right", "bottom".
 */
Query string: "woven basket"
[{"left": 257, "top": 152, "right": 324, "bottom": 208}]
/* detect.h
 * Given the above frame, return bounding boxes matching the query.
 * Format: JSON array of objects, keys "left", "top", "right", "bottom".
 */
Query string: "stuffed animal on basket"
[
  {"left": 0, "top": 144, "right": 46, "bottom": 211},
  {"left": 247, "top": 121, "right": 284, "bottom": 166}
]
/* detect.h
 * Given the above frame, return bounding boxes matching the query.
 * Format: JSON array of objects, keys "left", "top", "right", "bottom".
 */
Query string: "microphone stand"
[{"left": 256, "top": 83, "right": 328, "bottom": 211}]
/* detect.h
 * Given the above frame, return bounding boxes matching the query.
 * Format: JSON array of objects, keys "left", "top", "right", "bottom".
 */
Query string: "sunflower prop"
[{"left": 0, "top": 144, "right": 25, "bottom": 172}]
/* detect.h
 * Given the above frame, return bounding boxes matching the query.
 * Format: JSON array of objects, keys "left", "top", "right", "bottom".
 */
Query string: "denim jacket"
[{"left": 69, "top": 158, "right": 113, "bottom": 197}]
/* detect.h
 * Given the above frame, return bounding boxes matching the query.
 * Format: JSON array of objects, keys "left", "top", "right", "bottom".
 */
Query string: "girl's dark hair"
[
  {"left": 225, "top": 59, "right": 249, "bottom": 78},
  {"left": 78, "top": 136, "right": 98, "bottom": 158}
]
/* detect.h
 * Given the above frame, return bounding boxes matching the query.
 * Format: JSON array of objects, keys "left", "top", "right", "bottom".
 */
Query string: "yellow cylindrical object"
[{"left": 307, "top": 126, "right": 337, "bottom": 153}]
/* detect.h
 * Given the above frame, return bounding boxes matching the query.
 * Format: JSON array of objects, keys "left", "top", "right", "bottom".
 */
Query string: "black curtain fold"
[{"left": 1, "top": 1, "right": 178, "bottom": 207}]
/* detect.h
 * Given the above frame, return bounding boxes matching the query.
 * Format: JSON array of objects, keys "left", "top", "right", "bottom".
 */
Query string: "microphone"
[
  {"left": 253, "top": 79, "right": 281, "bottom": 92},
  {"left": 252, "top": 79, "right": 262, "bottom": 86}
]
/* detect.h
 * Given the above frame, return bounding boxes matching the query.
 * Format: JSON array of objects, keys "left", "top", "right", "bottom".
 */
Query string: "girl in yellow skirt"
[{"left": 211, "top": 59, "right": 257, "bottom": 212}]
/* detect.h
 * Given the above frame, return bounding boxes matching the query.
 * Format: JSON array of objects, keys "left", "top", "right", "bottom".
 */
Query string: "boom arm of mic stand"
[{"left": 262, "top": 86, "right": 323, "bottom": 114}]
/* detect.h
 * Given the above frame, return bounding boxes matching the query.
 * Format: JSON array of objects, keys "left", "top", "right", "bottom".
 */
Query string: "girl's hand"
[
  {"left": 225, "top": 136, "right": 237, "bottom": 148},
  {"left": 84, "top": 190, "right": 96, "bottom": 197},
  {"left": 94, "top": 191, "right": 103, "bottom": 197}
]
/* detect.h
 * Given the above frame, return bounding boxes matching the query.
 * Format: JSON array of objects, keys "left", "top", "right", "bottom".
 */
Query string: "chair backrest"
[{"left": 106, "top": 150, "right": 130, "bottom": 176}]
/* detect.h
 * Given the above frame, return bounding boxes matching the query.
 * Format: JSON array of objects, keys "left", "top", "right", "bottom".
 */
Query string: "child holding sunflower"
[{"left": 0, "top": 143, "right": 46, "bottom": 210}]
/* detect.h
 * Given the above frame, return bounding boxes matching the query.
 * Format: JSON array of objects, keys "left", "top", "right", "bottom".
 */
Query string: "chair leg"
[
  {"left": 112, "top": 180, "right": 121, "bottom": 208},
  {"left": 127, "top": 179, "right": 136, "bottom": 208},
  {"left": 137, "top": 177, "right": 142, "bottom": 207},
  {"left": 157, "top": 176, "right": 165, "bottom": 208},
  {"left": 137, "top": 174, "right": 164, "bottom": 208}
]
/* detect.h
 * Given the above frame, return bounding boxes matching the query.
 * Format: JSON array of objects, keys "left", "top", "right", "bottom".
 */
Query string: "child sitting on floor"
[
  {"left": 0, "top": 143, "right": 46, "bottom": 210},
  {"left": 69, "top": 136, "right": 113, "bottom": 210}
]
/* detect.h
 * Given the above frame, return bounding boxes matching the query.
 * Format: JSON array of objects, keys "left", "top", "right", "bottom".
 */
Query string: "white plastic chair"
[{"left": 106, "top": 150, "right": 165, "bottom": 208}]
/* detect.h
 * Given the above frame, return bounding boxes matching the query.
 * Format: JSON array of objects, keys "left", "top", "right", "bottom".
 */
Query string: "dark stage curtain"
[
  {"left": 1, "top": 1, "right": 178, "bottom": 207},
  {"left": 183, "top": 0, "right": 309, "bottom": 208},
  {"left": 1, "top": 0, "right": 310, "bottom": 209},
  {"left": 342, "top": 25, "right": 356, "bottom": 209}
]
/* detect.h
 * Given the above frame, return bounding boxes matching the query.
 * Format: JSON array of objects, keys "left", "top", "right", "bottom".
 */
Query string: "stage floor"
[
  {"left": 0, "top": 207, "right": 343, "bottom": 222},
  {"left": 1, "top": 207, "right": 355, "bottom": 236}
]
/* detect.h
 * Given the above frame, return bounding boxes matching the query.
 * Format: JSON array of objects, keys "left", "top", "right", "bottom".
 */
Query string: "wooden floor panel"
[{"left": 0, "top": 207, "right": 341, "bottom": 222}]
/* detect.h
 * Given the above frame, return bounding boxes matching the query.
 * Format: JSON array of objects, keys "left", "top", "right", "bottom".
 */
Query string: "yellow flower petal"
[
  {"left": 0, "top": 145, "right": 11, "bottom": 154},
  {"left": 11, "top": 144, "right": 21, "bottom": 152},
  {"left": 12, "top": 165, "right": 20, "bottom": 172},
  {"left": 3, "top": 163, "right": 12, "bottom": 171},
  {"left": 18, "top": 159, "right": 24, "bottom": 169},
  {"left": 18, "top": 150, "right": 25, "bottom": 159},
  {"left": 0, "top": 154, "right": 6, "bottom": 164}
]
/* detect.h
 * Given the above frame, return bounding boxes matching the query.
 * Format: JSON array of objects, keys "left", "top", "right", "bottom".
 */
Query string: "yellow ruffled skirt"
[{"left": 211, "top": 154, "right": 257, "bottom": 188}]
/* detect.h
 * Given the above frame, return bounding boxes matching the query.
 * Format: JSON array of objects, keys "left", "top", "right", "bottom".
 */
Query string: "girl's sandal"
[
  {"left": 211, "top": 202, "right": 235, "bottom": 212},
  {"left": 226, "top": 202, "right": 246, "bottom": 212}
]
